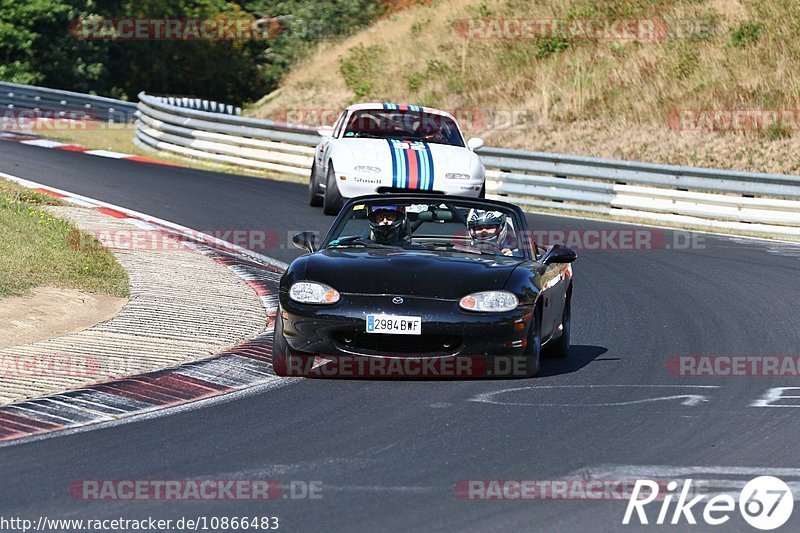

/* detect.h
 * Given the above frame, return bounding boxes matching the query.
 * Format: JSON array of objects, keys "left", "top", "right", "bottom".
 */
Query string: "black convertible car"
[{"left": 273, "top": 194, "right": 576, "bottom": 378}]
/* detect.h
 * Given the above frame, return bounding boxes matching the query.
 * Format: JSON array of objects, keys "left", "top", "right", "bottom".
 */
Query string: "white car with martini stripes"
[{"left": 309, "top": 103, "right": 486, "bottom": 214}]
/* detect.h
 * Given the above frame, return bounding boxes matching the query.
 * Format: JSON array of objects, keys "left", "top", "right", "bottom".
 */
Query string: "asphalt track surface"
[{"left": 2, "top": 140, "right": 800, "bottom": 532}]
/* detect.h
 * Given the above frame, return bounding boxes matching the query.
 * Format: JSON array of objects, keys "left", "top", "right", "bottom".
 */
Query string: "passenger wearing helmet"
[
  {"left": 467, "top": 209, "right": 516, "bottom": 256},
  {"left": 367, "top": 205, "right": 411, "bottom": 246}
]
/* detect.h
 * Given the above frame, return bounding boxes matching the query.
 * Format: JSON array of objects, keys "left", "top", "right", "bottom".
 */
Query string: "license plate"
[{"left": 366, "top": 314, "right": 421, "bottom": 335}]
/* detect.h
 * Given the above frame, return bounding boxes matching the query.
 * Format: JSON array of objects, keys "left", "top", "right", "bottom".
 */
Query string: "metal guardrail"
[
  {"left": 133, "top": 91, "right": 800, "bottom": 236},
  {"left": 479, "top": 148, "right": 800, "bottom": 235},
  {"left": 0, "top": 81, "right": 137, "bottom": 122},
  {"left": 135, "top": 92, "right": 318, "bottom": 176},
  {"left": 156, "top": 96, "right": 242, "bottom": 116}
]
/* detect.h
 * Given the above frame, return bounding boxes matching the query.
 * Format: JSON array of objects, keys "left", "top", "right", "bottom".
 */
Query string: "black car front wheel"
[
  {"left": 272, "top": 314, "right": 313, "bottom": 377},
  {"left": 545, "top": 289, "right": 571, "bottom": 359},
  {"left": 522, "top": 311, "right": 542, "bottom": 377}
]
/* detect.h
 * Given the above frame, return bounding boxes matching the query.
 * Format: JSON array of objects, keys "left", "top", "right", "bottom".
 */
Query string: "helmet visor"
[
  {"left": 368, "top": 206, "right": 404, "bottom": 225},
  {"left": 471, "top": 224, "right": 499, "bottom": 237}
]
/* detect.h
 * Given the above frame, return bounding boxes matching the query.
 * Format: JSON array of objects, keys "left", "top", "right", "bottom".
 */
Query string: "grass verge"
[{"left": 0, "top": 179, "right": 129, "bottom": 298}]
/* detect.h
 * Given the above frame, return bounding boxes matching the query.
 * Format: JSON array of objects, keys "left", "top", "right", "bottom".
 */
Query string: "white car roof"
[{"left": 345, "top": 102, "right": 457, "bottom": 121}]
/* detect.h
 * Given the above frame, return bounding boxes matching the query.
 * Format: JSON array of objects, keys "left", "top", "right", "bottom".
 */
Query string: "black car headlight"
[
  {"left": 289, "top": 281, "right": 340, "bottom": 304},
  {"left": 459, "top": 291, "right": 518, "bottom": 312}
]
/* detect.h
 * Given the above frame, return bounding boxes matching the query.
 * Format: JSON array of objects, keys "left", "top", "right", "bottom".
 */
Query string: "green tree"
[
  {"left": 246, "top": 0, "right": 387, "bottom": 89},
  {"left": 0, "top": 0, "right": 387, "bottom": 104}
]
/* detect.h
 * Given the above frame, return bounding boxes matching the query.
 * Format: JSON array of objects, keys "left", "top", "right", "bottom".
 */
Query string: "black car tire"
[
  {"left": 523, "top": 309, "right": 542, "bottom": 377},
  {"left": 272, "top": 314, "right": 313, "bottom": 377},
  {"left": 545, "top": 289, "right": 571, "bottom": 359},
  {"left": 323, "top": 165, "right": 344, "bottom": 215},
  {"left": 308, "top": 164, "right": 323, "bottom": 207},
  {"left": 479, "top": 183, "right": 486, "bottom": 198}
]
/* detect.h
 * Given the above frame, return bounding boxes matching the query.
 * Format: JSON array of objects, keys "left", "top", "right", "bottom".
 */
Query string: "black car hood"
[{"left": 298, "top": 248, "right": 525, "bottom": 298}]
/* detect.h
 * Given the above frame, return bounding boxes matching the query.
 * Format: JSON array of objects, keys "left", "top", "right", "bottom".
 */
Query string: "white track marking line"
[
  {"left": 582, "top": 465, "right": 800, "bottom": 478},
  {"left": 19, "top": 139, "right": 67, "bottom": 148},
  {"left": 574, "top": 465, "right": 800, "bottom": 500},
  {"left": 469, "top": 385, "right": 720, "bottom": 407},
  {"left": 84, "top": 149, "right": 131, "bottom": 159}
]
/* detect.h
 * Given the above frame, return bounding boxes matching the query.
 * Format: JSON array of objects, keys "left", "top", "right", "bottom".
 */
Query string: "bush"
[
  {"left": 766, "top": 122, "right": 790, "bottom": 140},
  {"left": 729, "top": 21, "right": 763, "bottom": 48},
  {"left": 535, "top": 37, "right": 570, "bottom": 59},
  {"left": 339, "top": 44, "right": 385, "bottom": 99}
]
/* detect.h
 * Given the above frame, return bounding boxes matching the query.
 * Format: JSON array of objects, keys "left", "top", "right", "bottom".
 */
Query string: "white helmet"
[{"left": 467, "top": 209, "right": 508, "bottom": 245}]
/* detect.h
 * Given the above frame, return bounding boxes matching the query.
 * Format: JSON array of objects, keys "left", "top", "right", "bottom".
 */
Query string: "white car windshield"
[{"left": 343, "top": 109, "right": 465, "bottom": 147}]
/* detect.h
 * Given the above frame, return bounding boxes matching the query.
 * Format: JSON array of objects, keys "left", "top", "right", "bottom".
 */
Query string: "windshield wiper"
[
  {"left": 327, "top": 236, "right": 395, "bottom": 249},
  {"left": 452, "top": 247, "right": 501, "bottom": 256},
  {"left": 418, "top": 139, "right": 460, "bottom": 147},
  {"left": 414, "top": 240, "right": 499, "bottom": 256},
  {"left": 350, "top": 132, "right": 386, "bottom": 139}
]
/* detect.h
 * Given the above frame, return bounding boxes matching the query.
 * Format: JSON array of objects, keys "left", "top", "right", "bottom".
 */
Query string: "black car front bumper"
[{"left": 280, "top": 293, "right": 534, "bottom": 358}]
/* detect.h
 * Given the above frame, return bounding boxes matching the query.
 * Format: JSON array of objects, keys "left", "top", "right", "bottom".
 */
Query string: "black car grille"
[{"left": 333, "top": 332, "right": 461, "bottom": 355}]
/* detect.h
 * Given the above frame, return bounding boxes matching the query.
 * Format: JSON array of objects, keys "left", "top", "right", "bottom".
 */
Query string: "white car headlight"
[
  {"left": 446, "top": 172, "right": 471, "bottom": 180},
  {"left": 355, "top": 166, "right": 382, "bottom": 173},
  {"left": 459, "top": 291, "right": 518, "bottom": 312},
  {"left": 289, "top": 281, "right": 340, "bottom": 304}
]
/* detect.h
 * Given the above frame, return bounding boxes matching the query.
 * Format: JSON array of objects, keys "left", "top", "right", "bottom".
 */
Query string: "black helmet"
[
  {"left": 368, "top": 205, "right": 407, "bottom": 244},
  {"left": 467, "top": 209, "right": 508, "bottom": 244}
]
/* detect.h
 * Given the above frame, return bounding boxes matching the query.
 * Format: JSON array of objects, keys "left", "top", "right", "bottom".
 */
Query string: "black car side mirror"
[
  {"left": 292, "top": 231, "right": 317, "bottom": 253},
  {"left": 542, "top": 243, "right": 577, "bottom": 265}
]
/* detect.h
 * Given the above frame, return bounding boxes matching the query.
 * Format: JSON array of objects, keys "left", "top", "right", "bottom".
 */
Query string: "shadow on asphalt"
[{"left": 538, "top": 344, "right": 609, "bottom": 377}]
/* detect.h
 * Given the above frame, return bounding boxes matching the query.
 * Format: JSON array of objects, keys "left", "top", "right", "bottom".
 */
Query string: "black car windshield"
[
  {"left": 324, "top": 199, "right": 526, "bottom": 258},
  {"left": 342, "top": 109, "right": 465, "bottom": 147}
]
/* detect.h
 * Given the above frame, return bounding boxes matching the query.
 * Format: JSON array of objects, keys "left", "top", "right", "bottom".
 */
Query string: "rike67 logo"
[{"left": 624, "top": 476, "right": 794, "bottom": 530}]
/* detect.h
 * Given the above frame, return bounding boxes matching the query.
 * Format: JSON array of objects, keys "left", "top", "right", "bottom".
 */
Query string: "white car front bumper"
[{"left": 336, "top": 171, "right": 484, "bottom": 198}]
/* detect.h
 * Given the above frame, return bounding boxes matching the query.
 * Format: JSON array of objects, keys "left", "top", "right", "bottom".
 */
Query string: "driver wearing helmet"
[
  {"left": 467, "top": 209, "right": 516, "bottom": 256},
  {"left": 367, "top": 205, "right": 411, "bottom": 246}
]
